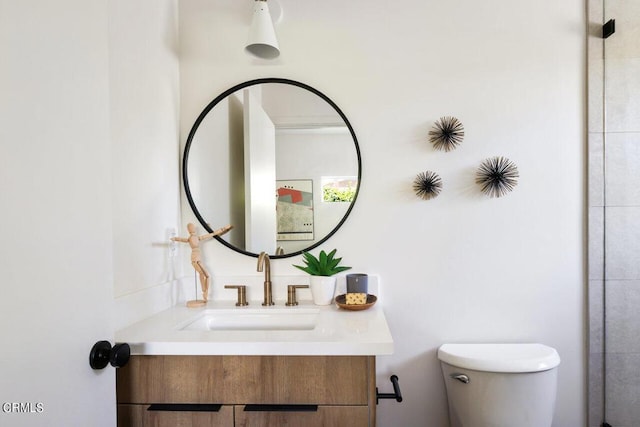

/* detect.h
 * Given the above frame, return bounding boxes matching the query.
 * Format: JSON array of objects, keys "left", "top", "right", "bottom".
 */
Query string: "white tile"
[
  {"left": 588, "top": 351, "right": 604, "bottom": 427},
  {"left": 604, "top": 0, "right": 640, "bottom": 60},
  {"left": 589, "top": 279, "right": 605, "bottom": 353},
  {"left": 589, "top": 133, "right": 604, "bottom": 207},
  {"left": 605, "top": 132, "right": 640, "bottom": 206},
  {"left": 605, "top": 58, "right": 640, "bottom": 132},
  {"left": 588, "top": 62, "right": 604, "bottom": 134},
  {"left": 605, "top": 207, "right": 640, "bottom": 280},
  {"left": 589, "top": 207, "right": 605, "bottom": 280},
  {"left": 605, "top": 352, "right": 640, "bottom": 426},
  {"left": 605, "top": 280, "right": 640, "bottom": 353}
]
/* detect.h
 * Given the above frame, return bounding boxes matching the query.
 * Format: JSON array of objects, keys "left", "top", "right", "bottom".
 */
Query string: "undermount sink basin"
[{"left": 179, "top": 308, "right": 320, "bottom": 331}]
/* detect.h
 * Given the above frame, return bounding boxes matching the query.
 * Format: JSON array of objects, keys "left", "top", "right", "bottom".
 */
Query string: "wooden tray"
[{"left": 335, "top": 294, "right": 377, "bottom": 311}]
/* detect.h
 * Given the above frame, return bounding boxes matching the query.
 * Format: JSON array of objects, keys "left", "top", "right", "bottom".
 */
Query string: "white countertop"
[{"left": 115, "top": 299, "right": 394, "bottom": 356}]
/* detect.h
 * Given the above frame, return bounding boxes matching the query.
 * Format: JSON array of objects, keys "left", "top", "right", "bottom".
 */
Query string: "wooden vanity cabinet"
[{"left": 116, "top": 355, "right": 377, "bottom": 427}]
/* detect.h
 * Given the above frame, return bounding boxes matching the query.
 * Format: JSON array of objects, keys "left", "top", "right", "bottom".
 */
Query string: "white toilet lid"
[{"left": 437, "top": 343, "right": 561, "bottom": 373}]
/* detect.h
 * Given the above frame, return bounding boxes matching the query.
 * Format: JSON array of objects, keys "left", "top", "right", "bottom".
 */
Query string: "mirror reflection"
[{"left": 184, "top": 79, "right": 361, "bottom": 258}]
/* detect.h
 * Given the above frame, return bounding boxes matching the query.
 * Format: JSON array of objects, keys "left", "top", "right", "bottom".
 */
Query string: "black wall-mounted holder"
[
  {"left": 603, "top": 19, "right": 615, "bottom": 39},
  {"left": 89, "top": 340, "right": 130, "bottom": 370},
  {"left": 376, "top": 375, "right": 403, "bottom": 404}
]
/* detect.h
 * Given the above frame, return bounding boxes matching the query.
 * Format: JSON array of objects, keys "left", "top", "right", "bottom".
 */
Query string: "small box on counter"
[{"left": 345, "top": 293, "right": 367, "bottom": 305}]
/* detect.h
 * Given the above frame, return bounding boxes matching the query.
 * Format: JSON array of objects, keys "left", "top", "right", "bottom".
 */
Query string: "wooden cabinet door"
[
  {"left": 234, "top": 405, "right": 370, "bottom": 427},
  {"left": 223, "top": 356, "right": 372, "bottom": 405},
  {"left": 118, "top": 404, "right": 234, "bottom": 427},
  {"left": 117, "top": 356, "right": 374, "bottom": 405}
]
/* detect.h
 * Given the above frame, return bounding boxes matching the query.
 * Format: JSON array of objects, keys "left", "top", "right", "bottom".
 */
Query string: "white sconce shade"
[{"left": 245, "top": 0, "right": 280, "bottom": 59}]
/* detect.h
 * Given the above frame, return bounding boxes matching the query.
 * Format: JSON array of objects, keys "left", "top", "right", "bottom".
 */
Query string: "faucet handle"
[
  {"left": 224, "top": 285, "right": 249, "bottom": 306},
  {"left": 286, "top": 285, "right": 309, "bottom": 306}
]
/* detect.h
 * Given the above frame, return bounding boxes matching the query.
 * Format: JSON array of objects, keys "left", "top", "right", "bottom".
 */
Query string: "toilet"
[{"left": 437, "top": 343, "right": 560, "bottom": 427}]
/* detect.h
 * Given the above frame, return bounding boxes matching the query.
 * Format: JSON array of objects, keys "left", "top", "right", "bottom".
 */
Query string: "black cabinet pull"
[
  {"left": 243, "top": 404, "right": 318, "bottom": 412},
  {"left": 147, "top": 404, "right": 222, "bottom": 412}
]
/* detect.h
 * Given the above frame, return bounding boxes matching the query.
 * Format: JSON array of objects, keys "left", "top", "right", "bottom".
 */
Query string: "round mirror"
[{"left": 183, "top": 78, "right": 361, "bottom": 258}]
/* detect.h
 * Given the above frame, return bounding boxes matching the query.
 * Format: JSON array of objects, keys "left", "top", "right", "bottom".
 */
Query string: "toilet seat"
[{"left": 438, "top": 343, "right": 561, "bottom": 373}]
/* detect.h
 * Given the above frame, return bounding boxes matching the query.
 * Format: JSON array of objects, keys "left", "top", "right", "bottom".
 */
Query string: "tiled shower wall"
[{"left": 588, "top": 1, "right": 640, "bottom": 426}]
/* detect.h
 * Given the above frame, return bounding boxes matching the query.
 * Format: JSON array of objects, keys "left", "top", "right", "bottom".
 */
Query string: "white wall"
[
  {"left": 179, "top": 1, "right": 586, "bottom": 426},
  {"left": 110, "top": 0, "right": 181, "bottom": 329}
]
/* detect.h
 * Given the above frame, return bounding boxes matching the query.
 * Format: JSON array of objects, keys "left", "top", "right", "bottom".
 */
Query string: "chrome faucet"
[{"left": 257, "top": 251, "right": 274, "bottom": 306}]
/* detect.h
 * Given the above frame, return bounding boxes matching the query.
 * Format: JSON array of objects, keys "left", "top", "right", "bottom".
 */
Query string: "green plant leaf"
[
  {"left": 293, "top": 264, "right": 312, "bottom": 274},
  {"left": 304, "top": 252, "right": 320, "bottom": 271},
  {"left": 319, "top": 250, "right": 328, "bottom": 273},
  {"left": 327, "top": 256, "right": 341, "bottom": 270},
  {"left": 292, "top": 249, "right": 351, "bottom": 276}
]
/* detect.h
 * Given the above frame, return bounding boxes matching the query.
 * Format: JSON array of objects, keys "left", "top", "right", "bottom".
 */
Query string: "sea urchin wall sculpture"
[
  {"left": 413, "top": 171, "right": 443, "bottom": 200},
  {"left": 428, "top": 116, "right": 465, "bottom": 152},
  {"left": 475, "top": 156, "right": 519, "bottom": 198}
]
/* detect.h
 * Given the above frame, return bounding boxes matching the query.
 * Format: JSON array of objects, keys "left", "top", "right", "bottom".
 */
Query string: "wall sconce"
[{"left": 245, "top": 0, "right": 282, "bottom": 59}]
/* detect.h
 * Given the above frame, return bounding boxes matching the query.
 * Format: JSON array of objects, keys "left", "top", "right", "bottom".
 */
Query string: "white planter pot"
[{"left": 309, "top": 276, "right": 337, "bottom": 305}]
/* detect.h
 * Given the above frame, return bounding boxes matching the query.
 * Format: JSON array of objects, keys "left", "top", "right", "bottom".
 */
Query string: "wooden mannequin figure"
[{"left": 172, "top": 223, "right": 233, "bottom": 307}]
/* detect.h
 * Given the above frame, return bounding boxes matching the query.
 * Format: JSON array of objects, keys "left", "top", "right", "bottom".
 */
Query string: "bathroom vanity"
[
  {"left": 114, "top": 76, "right": 393, "bottom": 426},
  {"left": 117, "top": 355, "right": 375, "bottom": 426},
  {"left": 114, "top": 302, "right": 393, "bottom": 427}
]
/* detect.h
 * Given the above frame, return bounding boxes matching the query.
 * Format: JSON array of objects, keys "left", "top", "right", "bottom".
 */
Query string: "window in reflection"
[{"left": 322, "top": 176, "right": 358, "bottom": 203}]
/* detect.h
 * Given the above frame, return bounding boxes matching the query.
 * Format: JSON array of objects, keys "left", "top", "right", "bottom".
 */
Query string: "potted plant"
[{"left": 293, "top": 249, "right": 351, "bottom": 305}]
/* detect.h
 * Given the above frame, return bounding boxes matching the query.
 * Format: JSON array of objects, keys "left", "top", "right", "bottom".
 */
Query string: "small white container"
[
  {"left": 438, "top": 343, "right": 560, "bottom": 427},
  {"left": 309, "top": 276, "right": 336, "bottom": 305}
]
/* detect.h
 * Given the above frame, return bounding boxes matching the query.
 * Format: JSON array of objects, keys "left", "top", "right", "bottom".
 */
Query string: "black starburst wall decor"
[
  {"left": 475, "top": 156, "right": 519, "bottom": 198},
  {"left": 413, "top": 171, "right": 443, "bottom": 200},
  {"left": 428, "top": 116, "right": 465, "bottom": 152}
]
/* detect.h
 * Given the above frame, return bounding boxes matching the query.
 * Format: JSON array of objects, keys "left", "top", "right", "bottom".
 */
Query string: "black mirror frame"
[{"left": 182, "top": 78, "right": 362, "bottom": 259}]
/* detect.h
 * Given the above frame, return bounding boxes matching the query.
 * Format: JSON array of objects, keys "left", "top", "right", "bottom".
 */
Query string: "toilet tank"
[{"left": 438, "top": 343, "right": 560, "bottom": 427}]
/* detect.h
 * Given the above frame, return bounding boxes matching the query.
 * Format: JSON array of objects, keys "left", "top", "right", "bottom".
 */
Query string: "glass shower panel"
[{"left": 603, "top": 0, "right": 640, "bottom": 425}]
